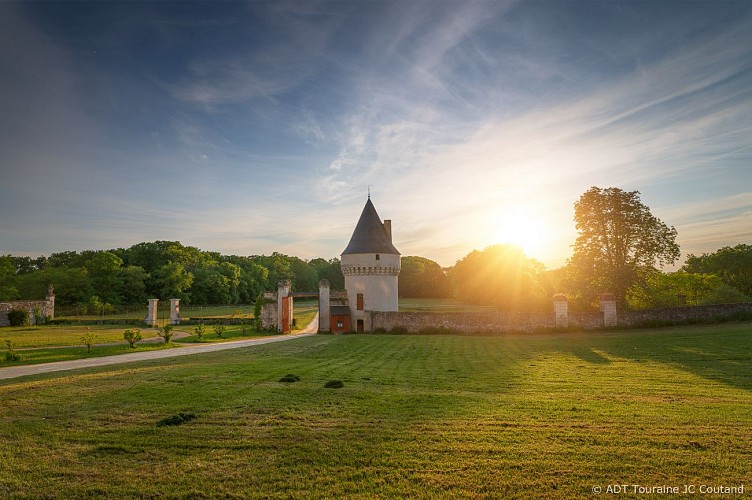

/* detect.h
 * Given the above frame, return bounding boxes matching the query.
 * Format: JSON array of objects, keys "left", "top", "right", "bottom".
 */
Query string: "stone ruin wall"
[
  {"left": 367, "top": 302, "right": 752, "bottom": 334},
  {"left": 618, "top": 302, "right": 752, "bottom": 327},
  {"left": 0, "top": 299, "right": 55, "bottom": 326}
]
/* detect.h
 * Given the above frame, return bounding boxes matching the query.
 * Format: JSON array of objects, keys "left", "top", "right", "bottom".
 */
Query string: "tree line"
[
  {"left": 1, "top": 187, "right": 750, "bottom": 312},
  {"left": 0, "top": 241, "right": 344, "bottom": 310}
]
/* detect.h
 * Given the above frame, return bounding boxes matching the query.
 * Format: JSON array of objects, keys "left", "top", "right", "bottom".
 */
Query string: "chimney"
[{"left": 383, "top": 220, "right": 392, "bottom": 242}]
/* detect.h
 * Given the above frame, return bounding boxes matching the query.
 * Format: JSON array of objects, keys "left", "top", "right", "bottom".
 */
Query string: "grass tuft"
[{"left": 156, "top": 412, "right": 197, "bottom": 427}]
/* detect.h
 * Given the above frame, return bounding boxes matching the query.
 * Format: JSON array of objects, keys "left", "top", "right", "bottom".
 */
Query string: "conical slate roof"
[{"left": 341, "top": 198, "right": 400, "bottom": 255}]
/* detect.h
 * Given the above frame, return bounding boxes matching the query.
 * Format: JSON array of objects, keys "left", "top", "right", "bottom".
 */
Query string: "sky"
[{"left": 1, "top": 1, "right": 751, "bottom": 269}]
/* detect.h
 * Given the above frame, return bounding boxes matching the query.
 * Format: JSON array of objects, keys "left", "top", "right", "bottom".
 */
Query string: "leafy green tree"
[
  {"left": 289, "top": 256, "right": 318, "bottom": 291},
  {"left": 309, "top": 258, "right": 345, "bottom": 290},
  {"left": 251, "top": 253, "right": 292, "bottom": 290},
  {"left": 682, "top": 244, "right": 752, "bottom": 296},
  {"left": 18, "top": 267, "right": 92, "bottom": 305},
  {"left": 628, "top": 271, "right": 750, "bottom": 309},
  {"left": 451, "top": 244, "right": 547, "bottom": 311},
  {"left": 566, "top": 187, "right": 680, "bottom": 308},
  {"left": 84, "top": 251, "right": 124, "bottom": 304},
  {"left": 399, "top": 256, "right": 451, "bottom": 298},
  {"left": 0, "top": 256, "right": 20, "bottom": 300},
  {"left": 119, "top": 265, "right": 150, "bottom": 304},
  {"left": 154, "top": 262, "right": 193, "bottom": 302},
  {"left": 10, "top": 256, "right": 46, "bottom": 274}
]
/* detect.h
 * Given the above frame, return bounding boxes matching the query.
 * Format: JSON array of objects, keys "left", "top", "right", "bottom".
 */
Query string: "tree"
[
  {"left": 154, "top": 262, "right": 193, "bottom": 302},
  {"left": 399, "top": 256, "right": 451, "bottom": 298},
  {"left": 451, "top": 244, "right": 547, "bottom": 310},
  {"left": 567, "top": 187, "right": 680, "bottom": 307},
  {"left": 627, "top": 271, "right": 749, "bottom": 309},
  {"left": 308, "top": 258, "right": 345, "bottom": 290},
  {"left": 84, "top": 251, "right": 124, "bottom": 304},
  {"left": 119, "top": 265, "right": 150, "bottom": 304},
  {"left": 0, "top": 256, "right": 20, "bottom": 301},
  {"left": 682, "top": 244, "right": 752, "bottom": 297}
]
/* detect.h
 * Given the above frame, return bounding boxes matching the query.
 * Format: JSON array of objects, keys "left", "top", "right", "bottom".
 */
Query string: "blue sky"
[{"left": 1, "top": 1, "right": 750, "bottom": 268}]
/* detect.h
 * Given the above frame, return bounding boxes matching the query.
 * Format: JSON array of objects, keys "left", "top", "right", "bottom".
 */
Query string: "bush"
[
  {"left": 279, "top": 374, "right": 301, "bottom": 383},
  {"left": 194, "top": 324, "right": 205, "bottom": 341},
  {"left": 158, "top": 325, "right": 174, "bottom": 343},
  {"left": 33, "top": 306, "right": 46, "bottom": 325},
  {"left": 80, "top": 330, "right": 97, "bottom": 353},
  {"left": 388, "top": 326, "right": 409, "bottom": 335},
  {"left": 123, "top": 329, "right": 142, "bottom": 348},
  {"left": 417, "top": 326, "right": 461, "bottom": 336},
  {"left": 156, "top": 412, "right": 197, "bottom": 427},
  {"left": 213, "top": 324, "right": 226, "bottom": 338},
  {"left": 324, "top": 380, "right": 344, "bottom": 389},
  {"left": 7, "top": 309, "right": 29, "bottom": 327},
  {"left": 4, "top": 339, "right": 21, "bottom": 362}
]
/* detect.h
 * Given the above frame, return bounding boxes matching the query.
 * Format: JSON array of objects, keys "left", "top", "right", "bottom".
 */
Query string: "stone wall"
[
  {"left": 619, "top": 302, "right": 752, "bottom": 327},
  {"left": 0, "top": 299, "right": 55, "bottom": 326},
  {"left": 368, "top": 311, "right": 560, "bottom": 333},
  {"left": 367, "top": 302, "right": 752, "bottom": 334},
  {"left": 260, "top": 292, "right": 278, "bottom": 330}
]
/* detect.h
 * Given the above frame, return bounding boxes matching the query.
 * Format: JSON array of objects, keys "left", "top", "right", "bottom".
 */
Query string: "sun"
[{"left": 494, "top": 209, "right": 545, "bottom": 258}]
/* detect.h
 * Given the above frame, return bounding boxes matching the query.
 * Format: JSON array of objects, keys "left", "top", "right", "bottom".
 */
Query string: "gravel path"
[{"left": 0, "top": 314, "right": 320, "bottom": 381}]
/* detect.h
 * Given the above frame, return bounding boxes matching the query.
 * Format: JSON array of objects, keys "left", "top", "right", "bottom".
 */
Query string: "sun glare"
[{"left": 493, "top": 209, "right": 546, "bottom": 258}]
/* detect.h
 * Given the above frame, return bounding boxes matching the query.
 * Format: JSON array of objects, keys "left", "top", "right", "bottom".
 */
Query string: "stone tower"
[{"left": 341, "top": 196, "right": 400, "bottom": 331}]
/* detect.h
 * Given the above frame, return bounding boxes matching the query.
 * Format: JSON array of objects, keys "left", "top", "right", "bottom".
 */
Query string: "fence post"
[
  {"left": 170, "top": 299, "right": 182, "bottom": 325},
  {"left": 145, "top": 299, "right": 159, "bottom": 327},
  {"left": 553, "top": 294, "right": 569, "bottom": 328},
  {"left": 599, "top": 293, "right": 617, "bottom": 328}
]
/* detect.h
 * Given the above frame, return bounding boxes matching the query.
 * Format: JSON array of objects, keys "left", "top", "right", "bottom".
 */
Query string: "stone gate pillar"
[
  {"left": 46, "top": 284, "right": 55, "bottom": 319},
  {"left": 170, "top": 298, "right": 182, "bottom": 325},
  {"left": 145, "top": 298, "right": 159, "bottom": 327},
  {"left": 318, "top": 279, "right": 330, "bottom": 333},
  {"left": 552, "top": 293, "right": 568, "bottom": 328},
  {"left": 600, "top": 293, "right": 617, "bottom": 328},
  {"left": 277, "top": 280, "right": 291, "bottom": 332}
]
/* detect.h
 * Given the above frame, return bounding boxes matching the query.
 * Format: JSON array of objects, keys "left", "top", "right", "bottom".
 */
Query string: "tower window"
[
  {"left": 357, "top": 293, "right": 364, "bottom": 310},
  {"left": 376, "top": 254, "right": 380, "bottom": 261}
]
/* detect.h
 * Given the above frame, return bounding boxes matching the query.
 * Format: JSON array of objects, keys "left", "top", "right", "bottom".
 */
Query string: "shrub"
[
  {"left": 33, "top": 306, "right": 46, "bottom": 325},
  {"left": 3, "top": 339, "right": 21, "bottom": 362},
  {"left": 194, "top": 324, "right": 205, "bottom": 341},
  {"left": 417, "top": 326, "right": 461, "bottom": 336},
  {"left": 123, "top": 329, "right": 142, "bottom": 348},
  {"left": 156, "top": 412, "right": 197, "bottom": 427},
  {"left": 7, "top": 309, "right": 29, "bottom": 327},
  {"left": 388, "top": 326, "right": 409, "bottom": 335},
  {"left": 324, "top": 380, "right": 344, "bottom": 389},
  {"left": 279, "top": 374, "right": 301, "bottom": 383},
  {"left": 86, "top": 296, "right": 117, "bottom": 316},
  {"left": 80, "top": 330, "right": 97, "bottom": 353},
  {"left": 213, "top": 324, "right": 226, "bottom": 338},
  {"left": 158, "top": 325, "right": 174, "bottom": 343}
]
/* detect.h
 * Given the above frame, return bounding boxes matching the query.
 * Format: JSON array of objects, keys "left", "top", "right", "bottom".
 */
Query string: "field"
[
  {"left": 0, "top": 304, "right": 318, "bottom": 366},
  {"left": 1, "top": 323, "right": 750, "bottom": 498}
]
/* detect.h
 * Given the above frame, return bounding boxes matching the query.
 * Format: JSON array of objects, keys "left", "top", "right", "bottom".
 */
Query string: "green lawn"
[
  {"left": 1, "top": 323, "right": 750, "bottom": 498},
  {"left": 1, "top": 325, "right": 161, "bottom": 348},
  {"left": 3, "top": 343, "right": 181, "bottom": 365}
]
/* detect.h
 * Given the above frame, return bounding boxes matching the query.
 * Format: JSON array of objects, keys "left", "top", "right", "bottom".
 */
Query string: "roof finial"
[{"left": 368, "top": 185, "right": 370, "bottom": 199}]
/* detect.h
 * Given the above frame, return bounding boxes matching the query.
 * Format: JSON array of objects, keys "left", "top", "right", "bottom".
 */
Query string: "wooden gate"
[{"left": 281, "top": 296, "right": 292, "bottom": 333}]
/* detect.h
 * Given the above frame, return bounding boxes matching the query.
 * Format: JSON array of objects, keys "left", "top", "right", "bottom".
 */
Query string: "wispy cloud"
[{"left": 310, "top": 2, "right": 752, "bottom": 266}]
